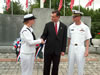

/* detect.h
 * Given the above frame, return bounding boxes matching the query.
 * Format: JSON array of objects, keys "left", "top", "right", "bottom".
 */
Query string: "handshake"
[{"left": 40, "top": 39, "right": 45, "bottom": 44}]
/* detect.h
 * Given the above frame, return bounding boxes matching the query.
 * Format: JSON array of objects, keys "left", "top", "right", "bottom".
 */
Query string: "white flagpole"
[
  {"left": 49, "top": 0, "right": 51, "bottom": 8},
  {"left": 11, "top": 0, "right": 13, "bottom": 15},
  {"left": 28, "top": 0, "right": 29, "bottom": 14},
  {"left": 79, "top": 0, "right": 80, "bottom": 11},
  {"left": 64, "top": 0, "right": 65, "bottom": 16},
  {"left": 40, "top": 0, "right": 44, "bottom": 8},
  {"left": 27, "top": 1, "right": 29, "bottom": 14},
  {"left": 93, "top": 0, "right": 94, "bottom": 10},
  {"left": 30, "top": 0, "right": 32, "bottom": 5},
  {"left": 18, "top": 0, "right": 20, "bottom": 3}
]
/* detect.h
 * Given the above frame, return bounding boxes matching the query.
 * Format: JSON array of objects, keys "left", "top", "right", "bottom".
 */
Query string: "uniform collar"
[
  {"left": 24, "top": 25, "right": 33, "bottom": 32},
  {"left": 74, "top": 21, "right": 83, "bottom": 26},
  {"left": 24, "top": 24, "right": 31, "bottom": 29}
]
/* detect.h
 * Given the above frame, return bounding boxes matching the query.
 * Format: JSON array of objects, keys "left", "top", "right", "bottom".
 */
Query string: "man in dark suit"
[{"left": 41, "top": 10, "right": 67, "bottom": 75}]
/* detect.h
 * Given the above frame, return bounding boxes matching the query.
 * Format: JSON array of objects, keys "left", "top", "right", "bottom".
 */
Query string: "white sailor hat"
[
  {"left": 72, "top": 10, "right": 83, "bottom": 16},
  {"left": 23, "top": 14, "right": 36, "bottom": 22}
]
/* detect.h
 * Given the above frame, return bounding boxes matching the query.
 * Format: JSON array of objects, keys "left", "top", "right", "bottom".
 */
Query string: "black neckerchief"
[{"left": 27, "top": 28, "right": 36, "bottom": 40}]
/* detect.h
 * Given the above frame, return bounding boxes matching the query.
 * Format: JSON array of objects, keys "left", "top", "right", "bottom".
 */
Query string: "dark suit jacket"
[{"left": 41, "top": 21, "right": 67, "bottom": 55}]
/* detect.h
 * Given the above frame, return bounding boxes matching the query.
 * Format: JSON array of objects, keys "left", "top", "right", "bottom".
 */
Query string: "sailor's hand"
[{"left": 41, "top": 39, "right": 45, "bottom": 44}]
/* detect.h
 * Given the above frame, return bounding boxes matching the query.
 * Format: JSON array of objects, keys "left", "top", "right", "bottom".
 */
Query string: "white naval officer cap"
[
  {"left": 23, "top": 14, "right": 36, "bottom": 22},
  {"left": 72, "top": 10, "right": 83, "bottom": 17}
]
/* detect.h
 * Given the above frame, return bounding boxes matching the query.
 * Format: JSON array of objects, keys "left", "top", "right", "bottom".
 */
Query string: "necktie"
[{"left": 55, "top": 23, "right": 58, "bottom": 35}]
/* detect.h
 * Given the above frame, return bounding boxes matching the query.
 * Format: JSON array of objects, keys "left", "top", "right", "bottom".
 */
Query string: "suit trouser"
[
  {"left": 67, "top": 45, "right": 85, "bottom": 75},
  {"left": 20, "top": 53, "right": 34, "bottom": 75},
  {"left": 43, "top": 52, "right": 61, "bottom": 75}
]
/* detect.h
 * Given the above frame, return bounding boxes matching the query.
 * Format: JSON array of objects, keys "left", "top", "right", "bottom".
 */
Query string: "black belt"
[{"left": 75, "top": 44, "right": 78, "bottom": 46}]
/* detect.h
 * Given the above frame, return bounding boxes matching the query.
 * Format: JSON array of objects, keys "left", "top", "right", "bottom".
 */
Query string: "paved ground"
[{"left": 0, "top": 53, "right": 100, "bottom": 75}]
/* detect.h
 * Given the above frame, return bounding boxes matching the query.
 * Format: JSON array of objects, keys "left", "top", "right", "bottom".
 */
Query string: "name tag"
[
  {"left": 71, "top": 29, "right": 74, "bottom": 31},
  {"left": 80, "top": 29, "right": 85, "bottom": 32}
]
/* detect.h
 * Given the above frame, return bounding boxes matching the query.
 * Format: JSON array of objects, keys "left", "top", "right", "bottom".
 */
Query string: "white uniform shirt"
[
  {"left": 68, "top": 22, "right": 92, "bottom": 46},
  {"left": 20, "top": 25, "right": 41, "bottom": 54}
]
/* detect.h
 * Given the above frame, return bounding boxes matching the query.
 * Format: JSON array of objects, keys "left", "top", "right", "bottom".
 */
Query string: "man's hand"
[
  {"left": 41, "top": 39, "right": 45, "bottom": 44},
  {"left": 61, "top": 52, "right": 65, "bottom": 56},
  {"left": 84, "top": 50, "right": 88, "bottom": 57}
]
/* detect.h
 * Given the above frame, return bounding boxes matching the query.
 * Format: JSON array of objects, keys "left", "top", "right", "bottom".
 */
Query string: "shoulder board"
[
  {"left": 68, "top": 22, "right": 74, "bottom": 27},
  {"left": 69, "top": 22, "right": 74, "bottom": 25},
  {"left": 84, "top": 23, "right": 88, "bottom": 26},
  {"left": 22, "top": 30, "right": 27, "bottom": 33}
]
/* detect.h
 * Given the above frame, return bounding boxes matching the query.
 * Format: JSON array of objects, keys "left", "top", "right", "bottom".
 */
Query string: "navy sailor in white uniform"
[
  {"left": 20, "top": 14, "right": 44, "bottom": 75},
  {"left": 67, "top": 10, "right": 92, "bottom": 75}
]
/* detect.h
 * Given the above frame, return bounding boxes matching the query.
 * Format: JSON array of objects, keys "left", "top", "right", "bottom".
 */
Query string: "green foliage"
[
  {"left": 29, "top": 3, "right": 40, "bottom": 13},
  {"left": 3, "top": 1, "right": 26, "bottom": 15},
  {"left": 91, "top": 22, "right": 100, "bottom": 38},
  {"left": 73, "top": 6, "right": 100, "bottom": 22},
  {"left": 95, "top": 35, "right": 100, "bottom": 39}
]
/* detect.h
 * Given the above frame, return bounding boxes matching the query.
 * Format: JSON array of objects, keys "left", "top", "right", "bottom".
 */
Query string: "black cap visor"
[{"left": 23, "top": 16, "right": 36, "bottom": 23}]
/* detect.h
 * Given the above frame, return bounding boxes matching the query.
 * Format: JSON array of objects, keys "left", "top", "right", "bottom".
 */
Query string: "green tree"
[
  {"left": 31, "top": 0, "right": 71, "bottom": 16},
  {"left": 3, "top": 1, "right": 26, "bottom": 15},
  {"left": 29, "top": 2, "right": 40, "bottom": 13}
]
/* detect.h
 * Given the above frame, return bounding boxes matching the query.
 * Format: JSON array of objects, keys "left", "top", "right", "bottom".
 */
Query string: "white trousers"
[
  {"left": 67, "top": 45, "right": 85, "bottom": 75},
  {"left": 20, "top": 53, "right": 35, "bottom": 75}
]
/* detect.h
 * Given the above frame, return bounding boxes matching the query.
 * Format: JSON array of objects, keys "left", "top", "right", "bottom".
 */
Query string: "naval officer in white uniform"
[
  {"left": 67, "top": 10, "right": 92, "bottom": 75},
  {"left": 20, "top": 14, "right": 44, "bottom": 75}
]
